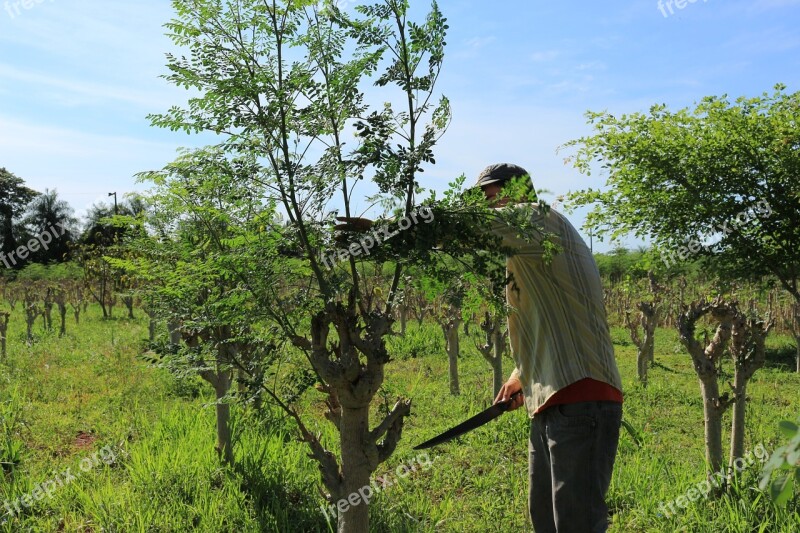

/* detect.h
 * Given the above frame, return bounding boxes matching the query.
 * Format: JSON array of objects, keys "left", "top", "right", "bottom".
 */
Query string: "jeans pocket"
[{"left": 553, "top": 403, "right": 597, "bottom": 429}]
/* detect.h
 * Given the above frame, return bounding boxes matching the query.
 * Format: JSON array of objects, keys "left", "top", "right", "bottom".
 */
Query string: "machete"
[{"left": 413, "top": 390, "right": 523, "bottom": 450}]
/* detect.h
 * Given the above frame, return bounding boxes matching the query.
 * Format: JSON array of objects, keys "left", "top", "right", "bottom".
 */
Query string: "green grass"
[{"left": 0, "top": 307, "right": 798, "bottom": 532}]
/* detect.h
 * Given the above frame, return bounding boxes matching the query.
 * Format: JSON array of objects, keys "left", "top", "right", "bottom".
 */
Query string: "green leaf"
[
  {"left": 779, "top": 420, "right": 799, "bottom": 439},
  {"left": 770, "top": 474, "right": 794, "bottom": 506}
]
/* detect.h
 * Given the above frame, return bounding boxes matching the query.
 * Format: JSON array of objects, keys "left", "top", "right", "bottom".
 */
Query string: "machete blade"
[{"left": 413, "top": 391, "right": 522, "bottom": 450}]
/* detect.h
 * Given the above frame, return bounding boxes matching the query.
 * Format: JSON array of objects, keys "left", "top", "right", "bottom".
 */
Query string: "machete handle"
[{"left": 498, "top": 389, "right": 523, "bottom": 412}]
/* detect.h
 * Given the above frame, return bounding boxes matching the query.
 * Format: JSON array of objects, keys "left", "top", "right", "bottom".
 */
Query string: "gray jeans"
[{"left": 528, "top": 401, "right": 622, "bottom": 533}]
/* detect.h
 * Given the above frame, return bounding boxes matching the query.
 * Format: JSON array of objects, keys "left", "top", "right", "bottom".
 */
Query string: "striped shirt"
[{"left": 490, "top": 205, "right": 623, "bottom": 416}]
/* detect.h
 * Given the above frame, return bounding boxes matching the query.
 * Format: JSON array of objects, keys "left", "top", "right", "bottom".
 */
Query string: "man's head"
[{"left": 475, "top": 163, "right": 534, "bottom": 204}]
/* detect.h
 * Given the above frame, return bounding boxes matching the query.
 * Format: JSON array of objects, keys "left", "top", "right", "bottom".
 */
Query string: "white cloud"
[
  {"left": 530, "top": 50, "right": 561, "bottom": 62},
  {"left": 0, "top": 114, "right": 189, "bottom": 216},
  {"left": 0, "top": 64, "right": 175, "bottom": 109}
]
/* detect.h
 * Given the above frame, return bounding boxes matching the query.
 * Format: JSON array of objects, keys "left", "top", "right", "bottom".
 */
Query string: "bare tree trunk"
[
  {"left": 491, "top": 328, "right": 505, "bottom": 397},
  {"left": 626, "top": 273, "right": 661, "bottom": 385},
  {"left": 24, "top": 302, "right": 38, "bottom": 346},
  {"left": 626, "top": 302, "right": 657, "bottom": 386},
  {"left": 699, "top": 375, "right": 726, "bottom": 475},
  {"left": 678, "top": 298, "right": 736, "bottom": 480},
  {"left": 728, "top": 308, "right": 772, "bottom": 468},
  {"left": 0, "top": 312, "right": 9, "bottom": 359},
  {"left": 43, "top": 301, "right": 53, "bottom": 332},
  {"left": 168, "top": 320, "right": 182, "bottom": 347},
  {"left": 337, "top": 405, "right": 371, "bottom": 533},
  {"left": 122, "top": 295, "right": 135, "bottom": 319},
  {"left": 729, "top": 372, "right": 748, "bottom": 467},
  {"left": 212, "top": 368, "right": 234, "bottom": 466},
  {"left": 399, "top": 304, "right": 408, "bottom": 337},
  {"left": 190, "top": 332, "right": 235, "bottom": 466},
  {"left": 442, "top": 318, "right": 461, "bottom": 396},
  {"left": 478, "top": 312, "right": 505, "bottom": 397},
  {"left": 58, "top": 302, "right": 67, "bottom": 337}
]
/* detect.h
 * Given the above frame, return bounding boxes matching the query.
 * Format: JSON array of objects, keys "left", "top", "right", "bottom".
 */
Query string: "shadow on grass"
[
  {"left": 651, "top": 361, "right": 680, "bottom": 374},
  {"left": 765, "top": 344, "right": 798, "bottom": 371},
  {"left": 233, "top": 434, "right": 428, "bottom": 533},
  {"left": 234, "top": 451, "right": 331, "bottom": 533}
]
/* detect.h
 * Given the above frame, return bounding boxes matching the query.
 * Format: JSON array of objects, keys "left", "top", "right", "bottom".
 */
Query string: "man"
[
  {"left": 334, "top": 162, "right": 622, "bottom": 531},
  {"left": 481, "top": 163, "right": 623, "bottom": 533}
]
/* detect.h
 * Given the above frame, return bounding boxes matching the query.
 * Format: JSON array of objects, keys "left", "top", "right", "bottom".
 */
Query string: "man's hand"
[{"left": 494, "top": 376, "right": 524, "bottom": 411}]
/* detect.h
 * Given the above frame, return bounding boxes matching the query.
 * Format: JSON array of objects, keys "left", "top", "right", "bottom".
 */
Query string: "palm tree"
[{"left": 23, "top": 188, "right": 76, "bottom": 264}]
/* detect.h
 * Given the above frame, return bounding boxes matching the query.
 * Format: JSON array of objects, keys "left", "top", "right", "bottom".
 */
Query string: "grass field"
[{"left": 0, "top": 306, "right": 798, "bottom": 532}]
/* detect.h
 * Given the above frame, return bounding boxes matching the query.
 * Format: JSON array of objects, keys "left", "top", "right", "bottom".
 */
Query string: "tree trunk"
[
  {"left": 123, "top": 296, "right": 135, "bottom": 319},
  {"left": 43, "top": 305, "right": 53, "bottom": 331},
  {"left": 677, "top": 298, "right": 736, "bottom": 483},
  {"left": 699, "top": 376, "right": 725, "bottom": 476},
  {"left": 729, "top": 373, "right": 747, "bottom": 468},
  {"left": 25, "top": 304, "right": 37, "bottom": 345},
  {"left": 793, "top": 330, "right": 800, "bottom": 374},
  {"left": 337, "top": 405, "right": 372, "bottom": 533},
  {"left": 58, "top": 303, "right": 67, "bottom": 337},
  {"left": 0, "top": 312, "right": 9, "bottom": 359},
  {"left": 213, "top": 369, "right": 234, "bottom": 466},
  {"left": 728, "top": 310, "right": 772, "bottom": 469},
  {"left": 491, "top": 328, "right": 504, "bottom": 397},
  {"left": 399, "top": 304, "right": 408, "bottom": 337},
  {"left": 627, "top": 300, "right": 657, "bottom": 386},
  {"left": 168, "top": 320, "right": 182, "bottom": 347},
  {"left": 443, "top": 320, "right": 460, "bottom": 396}
]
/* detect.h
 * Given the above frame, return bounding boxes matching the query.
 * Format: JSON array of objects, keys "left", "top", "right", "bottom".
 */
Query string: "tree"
[
  {"left": 0, "top": 168, "right": 39, "bottom": 267},
  {"left": 145, "top": 2, "right": 542, "bottom": 531},
  {"left": 728, "top": 304, "right": 773, "bottom": 468},
  {"left": 677, "top": 298, "right": 737, "bottom": 477},
  {"left": 623, "top": 272, "right": 662, "bottom": 385},
  {"left": 125, "top": 147, "right": 290, "bottom": 467},
  {"left": 23, "top": 188, "right": 77, "bottom": 264},
  {"left": 564, "top": 86, "right": 800, "bottom": 370}
]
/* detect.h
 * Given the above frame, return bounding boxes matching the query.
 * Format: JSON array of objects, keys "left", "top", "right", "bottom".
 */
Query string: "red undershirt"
[{"left": 534, "top": 378, "right": 623, "bottom": 415}]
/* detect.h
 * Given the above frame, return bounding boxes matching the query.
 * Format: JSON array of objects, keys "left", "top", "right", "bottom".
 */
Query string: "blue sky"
[{"left": 1, "top": 0, "right": 799, "bottom": 251}]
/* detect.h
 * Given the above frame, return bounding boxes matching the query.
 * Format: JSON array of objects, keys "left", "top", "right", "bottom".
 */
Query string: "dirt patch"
[{"left": 74, "top": 431, "right": 97, "bottom": 450}]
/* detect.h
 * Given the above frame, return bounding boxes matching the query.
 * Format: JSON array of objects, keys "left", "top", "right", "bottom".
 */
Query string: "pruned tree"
[
  {"left": 624, "top": 272, "right": 663, "bottom": 385},
  {"left": 728, "top": 302, "right": 774, "bottom": 469},
  {"left": 436, "top": 299, "right": 463, "bottom": 396},
  {"left": 677, "top": 297, "right": 737, "bottom": 477},
  {"left": 478, "top": 310, "right": 506, "bottom": 397},
  {"left": 21, "top": 284, "right": 40, "bottom": 345},
  {"left": 54, "top": 287, "right": 68, "bottom": 337}
]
